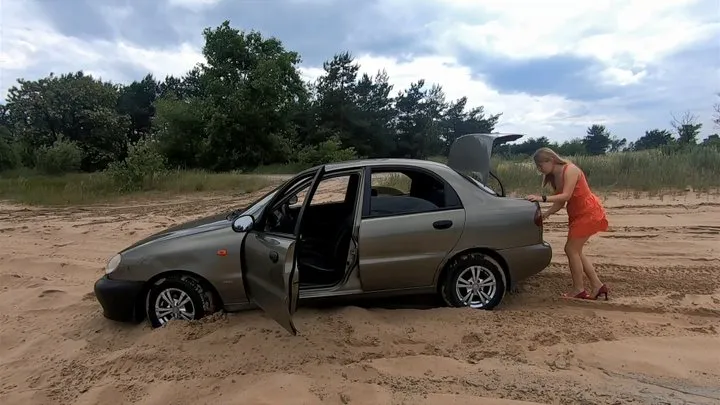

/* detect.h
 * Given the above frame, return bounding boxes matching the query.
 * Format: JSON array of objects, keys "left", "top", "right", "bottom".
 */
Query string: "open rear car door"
[
  {"left": 241, "top": 166, "right": 326, "bottom": 335},
  {"left": 447, "top": 133, "right": 524, "bottom": 196}
]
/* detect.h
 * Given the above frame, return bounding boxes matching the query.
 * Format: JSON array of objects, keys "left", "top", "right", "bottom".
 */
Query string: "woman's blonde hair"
[{"left": 532, "top": 147, "right": 569, "bottom": 190}]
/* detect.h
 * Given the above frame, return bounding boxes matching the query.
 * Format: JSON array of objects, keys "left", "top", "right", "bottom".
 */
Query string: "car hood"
[
  {"left": 120, "top": 211, "right": 233, "bottom": 252},
  {"left": 447, "top": 133, "right": 524, "bottom": 184}
]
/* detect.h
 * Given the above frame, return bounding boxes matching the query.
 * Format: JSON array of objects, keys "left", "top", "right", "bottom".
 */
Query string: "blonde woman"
[{"left": 526, "top": 147, "right": 609, "bottom": 300}]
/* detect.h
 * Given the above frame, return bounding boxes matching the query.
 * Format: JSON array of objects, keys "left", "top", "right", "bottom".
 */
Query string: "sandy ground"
[{"left": 1, "top": 185, "right": 719, "bottom": 405}]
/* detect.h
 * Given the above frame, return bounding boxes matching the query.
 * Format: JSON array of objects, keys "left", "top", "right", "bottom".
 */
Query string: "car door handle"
[
  {"left": 269, "top": 251, "right": 279, "bottom": 263},
  {"left": 433, "top": 220, "right": 453, "bottom": 230}
]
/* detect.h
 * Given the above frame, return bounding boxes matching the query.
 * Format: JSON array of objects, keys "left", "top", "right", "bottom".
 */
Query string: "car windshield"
[
  {"left": 227, "top": 172, "right": 314, "bottom": 220},
  {"left": 227, "top": 185, "right": 281, "bottom": 220},
  {"left": 453, "top": 169, "right": 498, "bottom": 196}
]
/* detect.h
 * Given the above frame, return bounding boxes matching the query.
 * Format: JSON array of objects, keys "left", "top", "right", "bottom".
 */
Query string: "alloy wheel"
[
  {"left": 454, "top": 265, "right": 498, "bottom": 308},
  {"left": 154, "top": 287, "right": 196, "bottom": 325}
]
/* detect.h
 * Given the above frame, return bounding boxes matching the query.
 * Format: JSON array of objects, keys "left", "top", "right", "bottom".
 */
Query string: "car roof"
[
  {"left": 297, "top": 133, "right": 528, "bottom": 178},
  {"left": 299, "top": 158, "right": 450, "bottom": 175}
]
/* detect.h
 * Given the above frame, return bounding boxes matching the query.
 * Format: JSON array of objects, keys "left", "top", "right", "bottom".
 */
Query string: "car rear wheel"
[
  {"left": 441, "top": 253, "right": 506, "bottom": 310},
  {"left": 146, "top": 275, "right": 213, "bottom": 328}
]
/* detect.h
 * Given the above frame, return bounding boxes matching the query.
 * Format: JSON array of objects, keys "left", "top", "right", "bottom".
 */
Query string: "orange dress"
[{"left": 557, "top": 164, "right": 609, "bottom": 239}]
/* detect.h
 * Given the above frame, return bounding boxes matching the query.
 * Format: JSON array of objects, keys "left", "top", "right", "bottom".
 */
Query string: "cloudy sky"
[{"left": 1, "top": 0, "right": 718, "bottom": 142}]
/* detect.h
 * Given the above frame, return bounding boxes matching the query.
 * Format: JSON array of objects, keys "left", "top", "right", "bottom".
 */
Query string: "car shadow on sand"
[
  {"left": 299, "top": 293, "right": 445, "bottom": 311},
  {"left": 297, "top": 284, "right": 527, "bottom": 313}
]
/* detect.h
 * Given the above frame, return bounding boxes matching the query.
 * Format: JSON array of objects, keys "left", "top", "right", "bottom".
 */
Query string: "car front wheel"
[
  {"left": 146, "top": 275, "right": 213, "bottom": 328},
  {"left": 441, "top": 253, "right": 506, "bottom": 310}
]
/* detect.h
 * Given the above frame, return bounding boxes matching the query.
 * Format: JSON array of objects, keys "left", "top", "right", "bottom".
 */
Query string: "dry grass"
[
  {"left": 495, "top": 147, "right": 720, "bottom": 195},
  {"left": 0, "top": 169, "right": 272, "bottom": 206},
  {"left": 1, "top": 147, "right": 718, "bottom": 206},
  {"left": 379, "top": 147, "right": 720, "bottom": 197}
]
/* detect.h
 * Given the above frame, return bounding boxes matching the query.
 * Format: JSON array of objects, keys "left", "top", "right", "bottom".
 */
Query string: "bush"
[
  {"left": 296, "top": 135, "right": 358, "bottom": 166},
  {"left": 34, "top": 137, "right": 84, "bottom": 175},
  {"left": 106, "top": 137, "right": 168, "bottom": 191},
  {"left": 0, "top": 139, "right": 20, "bottom": 171},
  {"left": 0, "top": 126, "right": 21, "bottom": 171}
]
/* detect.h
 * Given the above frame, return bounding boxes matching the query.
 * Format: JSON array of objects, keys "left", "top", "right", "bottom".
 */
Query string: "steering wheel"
[
  {"left": 269, "top": 200, "right": 293, "bottom": 230},
  {"left": 267, "top": 204, "right": 284, "bottom": 229},
  {"left": 282, "top": 201, "right": 290, "bottom": 216}
]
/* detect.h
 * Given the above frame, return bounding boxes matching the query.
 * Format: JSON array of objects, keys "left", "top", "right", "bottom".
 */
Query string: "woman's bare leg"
[
  {"left": 564, "top": 236, "right": 590, "bottom": 294},
  {"left": 580, "top": 252, "right": 604, "bottom": 296}
]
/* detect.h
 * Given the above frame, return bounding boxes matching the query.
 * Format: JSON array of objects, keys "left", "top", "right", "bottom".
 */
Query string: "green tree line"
[
  {"left": 0, "top": 21, "right": 501, "bottom": 177},
  {"left": 1, "top": 20, "right": 718, "bottom": 183},
  {"left": 495, "top": 113, "right": 720, "bottom": 158}
]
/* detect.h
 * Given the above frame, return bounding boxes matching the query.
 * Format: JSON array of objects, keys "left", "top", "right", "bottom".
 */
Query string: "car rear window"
[{"left": 454, "top": 170, "right": 498, "bottom": 196}]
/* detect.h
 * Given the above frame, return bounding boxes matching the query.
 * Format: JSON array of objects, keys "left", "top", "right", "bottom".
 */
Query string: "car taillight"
[{"left": 534, "top": 204, "right": 543, "bottom": 227}]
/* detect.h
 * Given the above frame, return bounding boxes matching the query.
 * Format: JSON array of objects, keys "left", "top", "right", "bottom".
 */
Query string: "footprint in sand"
[{"left": 38, "top": 289, "right": 66, "bottom": 298}]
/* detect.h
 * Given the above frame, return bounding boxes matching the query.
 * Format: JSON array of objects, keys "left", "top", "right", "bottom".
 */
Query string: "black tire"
[
  {"left": 440, "top": 253, "right": 506, "bottom": 310},
  {"left": 146, "top": 275, "right": 214, "bottom": 328}
]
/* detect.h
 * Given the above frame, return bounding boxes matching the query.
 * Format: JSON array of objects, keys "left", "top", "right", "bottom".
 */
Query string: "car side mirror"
[
  {"left": 231, "top": 215, "right": 255, "bottom": 232},
  {"left": 288, "top": 195, "right": 298, "bottom": 205}
]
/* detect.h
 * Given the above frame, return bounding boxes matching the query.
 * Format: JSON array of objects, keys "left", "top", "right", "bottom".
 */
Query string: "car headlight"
[{"left": 105, "top": 254, "right": 122, "bottom": 275}]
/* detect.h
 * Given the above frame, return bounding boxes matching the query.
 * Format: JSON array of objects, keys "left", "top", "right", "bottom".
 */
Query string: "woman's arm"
[
  {"left": 543, "top": 200, "right": 565, "bottom": 219},
  {"left": 525, "top": 165, "right": 581, "bottom": 204},
  {"left": 545, "top": 165, "right": 580, "bottom": 203}
]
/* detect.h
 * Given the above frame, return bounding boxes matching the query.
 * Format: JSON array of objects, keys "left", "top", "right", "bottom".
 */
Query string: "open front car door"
[{"left": 240, "top": 166, "right": 326, "bottom": 335}]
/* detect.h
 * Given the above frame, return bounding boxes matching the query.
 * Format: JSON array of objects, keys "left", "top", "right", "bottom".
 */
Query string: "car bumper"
[
  {"left": 94, "top": 275, "right": 145, "bottom": 323},
  {"left": 498, "top": 242, "right": 553, "bottom": 288}
]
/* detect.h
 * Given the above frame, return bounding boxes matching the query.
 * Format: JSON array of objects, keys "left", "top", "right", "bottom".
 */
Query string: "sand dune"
[{"left": 1, "top": 189, "right": 719, "bottom": 405}]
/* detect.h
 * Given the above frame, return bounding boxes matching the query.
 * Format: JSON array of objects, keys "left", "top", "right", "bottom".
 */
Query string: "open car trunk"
[{"left": 447, "top": 133, "right": 524, "bottom": 196}]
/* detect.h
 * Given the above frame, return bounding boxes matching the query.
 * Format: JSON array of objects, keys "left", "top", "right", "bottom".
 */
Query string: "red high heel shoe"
[
  {"left": 562, "top": 290, "right": 590, "bottom": 299},
  {"left": 591, "top": 284, "right": 609, "bottom": 300}
]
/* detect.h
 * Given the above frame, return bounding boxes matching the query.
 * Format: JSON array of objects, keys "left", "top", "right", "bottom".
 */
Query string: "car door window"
[
  {"left": 367, "top": 169, "right": 462, "bottom": 218},
  {"left": 264, "top": 178, "right": 312, "bottom": 235},
  {"left": 266, "top": 174, "right": 355, "bottom": 234},
  {"left": 290, "top": 175, "right": 350, "bottom": 208}
]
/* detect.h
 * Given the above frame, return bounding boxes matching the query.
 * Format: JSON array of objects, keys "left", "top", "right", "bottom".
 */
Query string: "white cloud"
[
  {"left": 0, "top": 0, "right": 204, "bottom": 94},
  {"left": 379, "top": 0, "right": 718, "bottom": 87},
  {"left": 600, "top": 68, "right": 647, "bottom": 87},
  {"left": 352, "top": 0, "right": 718, "bottom": 138},
  {"left": 0, "top": 0, "right": 716, "bottom": 142},
  {"left": 166, "top": 0, "right": 223, "bottom": 10},
  {"left": 301, "top": 55, "right": 635, "bottom": 140}
]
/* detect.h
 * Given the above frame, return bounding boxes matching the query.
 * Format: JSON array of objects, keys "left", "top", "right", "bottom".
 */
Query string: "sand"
[{"left": 1, "top": 187, "right": 719, "bottom": 405}]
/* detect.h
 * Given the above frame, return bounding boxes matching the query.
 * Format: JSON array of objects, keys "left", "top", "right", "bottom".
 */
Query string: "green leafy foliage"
[
  {"left": 152, "top": 95, "right": 207, "bottom": 169},
  {"left": 296, "top": 135, "right": 359, "bottom": 166},
  {"left": 34, "top": 136, "right": 84, "bottom": 174},
  {"left": 0, "top": 21, "right": 503, "bottom": 177},
  {"left": 671, "top": 111, "right": 703, "bottom": 145},
  {"left": 106, "top": 137, "right": 167, "bottom": 191},
  {"left": 0, "top": 19, "right": 717, "bottom": 203},
  {"left": 0, "top": 126, "right": 20, "bottom": 171},
  {"left": 630, "top": 129, "right": 675, "bottom": 151},
  {"left": 5, "top": 72, "right": 130, "bottom": 171}
]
